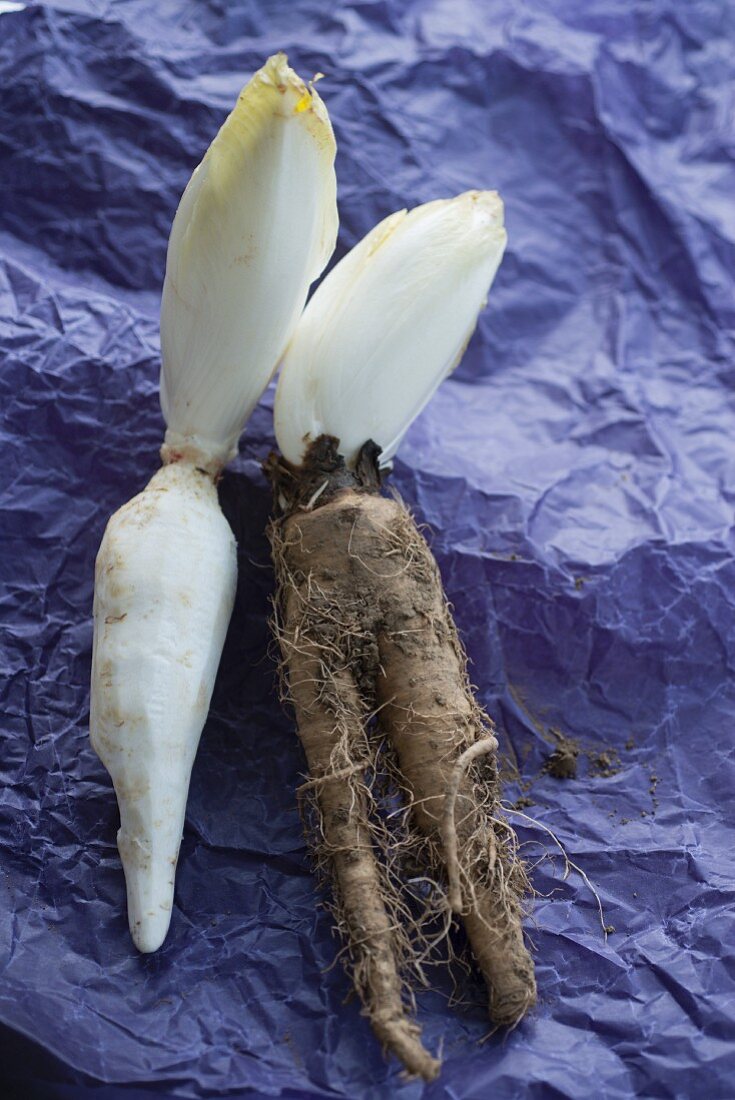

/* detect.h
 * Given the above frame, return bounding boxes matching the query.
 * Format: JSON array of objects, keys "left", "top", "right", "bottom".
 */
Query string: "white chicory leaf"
[
  {"left": 274, "top": 191, "right": 507, "bottom": 468},
  {"left": 160, "top": 52, "right": 338, "bottom": 467}
]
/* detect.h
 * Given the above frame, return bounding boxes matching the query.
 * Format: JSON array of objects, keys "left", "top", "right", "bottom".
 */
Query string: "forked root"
[
  {"left": 281, "top": 647, "right": 439, "bottom": 1080},
  {"left": 267, "top": 438, "right": 536, "bottom": 1077}
]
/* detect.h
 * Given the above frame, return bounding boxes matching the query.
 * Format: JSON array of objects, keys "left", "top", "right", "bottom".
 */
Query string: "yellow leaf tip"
[{"left": 294, "top": 90, "right": 312, "bottom": 114}]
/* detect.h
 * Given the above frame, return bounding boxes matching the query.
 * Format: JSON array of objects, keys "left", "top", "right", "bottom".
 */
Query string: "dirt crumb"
[
  {"left": 543, "top": 742, "right": 579, "bottom": 779},
  {"left": 542, "top": 730, "right": 580, "bottom": 779},
  {"left": 513, "top": 796, "right": 535, "bottom": 810},
  {"left": 588, "top": 749, "right": 622, "bottom": 778}
]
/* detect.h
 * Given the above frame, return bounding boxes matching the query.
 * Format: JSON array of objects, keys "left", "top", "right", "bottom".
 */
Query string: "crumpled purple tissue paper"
[{"left": 1, "top": 2, "right": 734, "bottom": 1098}]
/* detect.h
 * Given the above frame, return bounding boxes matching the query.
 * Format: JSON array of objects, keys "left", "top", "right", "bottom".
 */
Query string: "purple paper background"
[{"left": 1, "top": 1, "right": 734, "bottom": 1097}]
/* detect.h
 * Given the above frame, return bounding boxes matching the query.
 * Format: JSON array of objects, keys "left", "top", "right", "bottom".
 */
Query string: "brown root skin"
[{"left": 267, "top": 438, "right": 536, "bottom": 1079}]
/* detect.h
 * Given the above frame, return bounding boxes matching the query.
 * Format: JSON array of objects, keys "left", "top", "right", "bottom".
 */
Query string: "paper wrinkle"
[{"left": 1, "top": 2, "right": 734, "bottom": 1098}]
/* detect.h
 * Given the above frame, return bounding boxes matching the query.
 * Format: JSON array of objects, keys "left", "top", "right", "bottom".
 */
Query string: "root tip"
[
  {"left": 373, "top": 1014, "right": 441, "bottom": 1081},
  {"left": 489, "top": 968, "right": 537, "bottom": 1028}
]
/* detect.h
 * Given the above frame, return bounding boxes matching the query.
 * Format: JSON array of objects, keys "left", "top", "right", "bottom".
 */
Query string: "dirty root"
[{"left": 265, "top": 438, "right": 536, "bottom": 1080}]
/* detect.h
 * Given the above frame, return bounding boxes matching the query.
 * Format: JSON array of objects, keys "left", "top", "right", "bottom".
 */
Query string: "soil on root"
[{"left": 265, "top": 438, "right": 536, "bottom": 1079}]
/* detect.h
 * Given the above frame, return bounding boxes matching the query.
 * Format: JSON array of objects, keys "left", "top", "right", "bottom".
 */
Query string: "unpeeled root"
[
  {"left": 267, "top": 438, "right": 535, "bottom": 1077},
  {"left": 375, "top": 505, "right": 536, "bottom": 1026},
  {"left": 279, "top": 642, "right": 440, "bottom": 1081}
]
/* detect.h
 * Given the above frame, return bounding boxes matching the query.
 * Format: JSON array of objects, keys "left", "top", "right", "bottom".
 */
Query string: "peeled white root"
[
  {"left": 90, "top": 460, "right": 236, "bottom": 952},
  {"left": 89, "top": 53, "right": 339, "bottom": 953}
]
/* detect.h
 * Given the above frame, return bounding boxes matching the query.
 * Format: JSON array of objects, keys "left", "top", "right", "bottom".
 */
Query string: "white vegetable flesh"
[
  {"left": 90, "top": 52, "right": 338, "bottom": 952},
  {"left": 91, "top": 461, "right": 236, "bottom": 953},
  {"left": 274, "top": 191, "right": 506, "bottom": 468}
]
